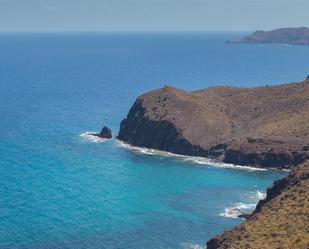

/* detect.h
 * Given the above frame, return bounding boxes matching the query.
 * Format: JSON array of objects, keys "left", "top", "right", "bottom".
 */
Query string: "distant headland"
[{"left": 227, "top": 27, "right": 309, "bottom": 46}]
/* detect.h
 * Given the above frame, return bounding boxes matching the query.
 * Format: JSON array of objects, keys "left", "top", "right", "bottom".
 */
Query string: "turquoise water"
[{"left": 0, "top": 32, "right": 307, "bottom": 248}]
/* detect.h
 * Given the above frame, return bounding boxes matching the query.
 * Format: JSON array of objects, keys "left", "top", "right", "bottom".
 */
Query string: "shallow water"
[{"left": 0, "top": 32, "right": 305, "bottom": 248}]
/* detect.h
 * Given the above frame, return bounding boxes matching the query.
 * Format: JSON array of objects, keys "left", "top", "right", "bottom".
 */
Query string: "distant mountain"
[{"left": 228, "top": 27, "right": 309, "bottom": 46}]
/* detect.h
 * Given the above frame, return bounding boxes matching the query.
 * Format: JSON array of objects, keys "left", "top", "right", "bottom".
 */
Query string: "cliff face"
[
  {"left": 118, "top": 80, "right": 309, "bottom": 169},
  {"left": 229, "top": 27, "right": 309, "bottom": 46},
  {"left": 118, "top": 96, "right": 207, "bottom": 156},
  {"left": 207, "top": 161, "right": 309, "bottom": 249}
]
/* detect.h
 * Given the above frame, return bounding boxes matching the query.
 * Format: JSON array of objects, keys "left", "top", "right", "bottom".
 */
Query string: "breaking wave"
[
  {"left": 220, "top": 203, "right": 256, "bottom": 219},
  {"left": 220, "top": 190, "right": 266, "bottom": 219},
  {"left": 256, "top": 190, "right": 266, "bottom": 199},
  {"left": 79, "top": 132, "right": 108, "bottom": 143},
  {"left": 180, "top": 242, "right": 205, "bottom": 249},
  {"left": 116, "top": 140, "right": 267, "bottom": 171}
]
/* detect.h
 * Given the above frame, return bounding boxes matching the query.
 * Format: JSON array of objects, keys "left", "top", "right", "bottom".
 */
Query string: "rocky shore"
[
  {"left": 207, "top": 161, "right": 309, "bottom": 249},
  {"left": 117, "top": 79, "right": 309, "bottom": 248},
  {"left": 117, "top": 80, "right": 309, "bottom": 169}
]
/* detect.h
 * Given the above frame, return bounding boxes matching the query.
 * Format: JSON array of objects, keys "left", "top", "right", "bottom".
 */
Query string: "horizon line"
[
  {"left": 0, "top": 30, "right": 251, "bottom": 35},
  {"left": 0, "top": 26, "right": 307, "bottom": 34}
]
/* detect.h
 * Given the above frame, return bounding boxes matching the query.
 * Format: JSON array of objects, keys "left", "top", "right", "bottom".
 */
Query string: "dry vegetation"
[
  {"left": 120, "top": 80, "right": 309, "bottom": 168},
  {"left": 207, "top": 161, "right": 309, "bottom": 249}
]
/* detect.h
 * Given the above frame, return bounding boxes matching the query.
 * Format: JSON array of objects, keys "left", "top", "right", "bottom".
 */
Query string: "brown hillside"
[
  {"left": 118, "top": 80, "right": 309, "bottom": 168},
  {"left": 207, "top": 161, "right": 309, "bottom": 249}
]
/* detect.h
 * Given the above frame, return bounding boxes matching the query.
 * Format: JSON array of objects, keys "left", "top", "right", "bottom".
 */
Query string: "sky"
[{"left": 0, "top": 0, "right": 308, "bottom": 32}]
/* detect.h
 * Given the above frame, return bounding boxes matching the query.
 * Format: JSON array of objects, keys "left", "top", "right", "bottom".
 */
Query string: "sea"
[{"left": 0, "top": 32, "right": 308, "bottom": 249}]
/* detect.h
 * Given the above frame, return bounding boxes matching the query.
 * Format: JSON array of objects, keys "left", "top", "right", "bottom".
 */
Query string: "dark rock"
[
  {"left": 303, "top": 145, "right": 309, "bottom": 151},
  {"left": 237, "top": 212, "right": 251, "bottom": 219},
  {"left": 118, "top": 81, "right": 309, "bottom": 169},
  {"left": 93, "top": 126, "right": 112, "bottom": 139},
  {"left": 306, "top": 75, "right": 309, "bottom": 81}
]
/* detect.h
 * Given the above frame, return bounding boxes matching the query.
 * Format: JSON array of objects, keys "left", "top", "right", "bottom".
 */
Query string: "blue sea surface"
[{"left": 0, "top": 32, "right": 307, "bottom": 249}]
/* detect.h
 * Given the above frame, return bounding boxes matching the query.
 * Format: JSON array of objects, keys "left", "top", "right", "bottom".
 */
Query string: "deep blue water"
[{"left": 0, "top": 32, "right": 308, "bottom": 249}]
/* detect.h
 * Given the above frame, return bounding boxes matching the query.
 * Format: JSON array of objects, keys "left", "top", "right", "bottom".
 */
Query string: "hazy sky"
[{"left": 0, "top": 0, "right": 308, "bottom": 32}]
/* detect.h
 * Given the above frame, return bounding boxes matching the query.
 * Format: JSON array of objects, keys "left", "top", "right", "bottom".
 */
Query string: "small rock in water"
[{"left": 94, "top": 126, "right": 112, "bottom": 139}]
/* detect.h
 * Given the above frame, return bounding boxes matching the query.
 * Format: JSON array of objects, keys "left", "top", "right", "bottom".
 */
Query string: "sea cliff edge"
[{"left": 117, "top": 80, "right": 309, "bottom": 169}]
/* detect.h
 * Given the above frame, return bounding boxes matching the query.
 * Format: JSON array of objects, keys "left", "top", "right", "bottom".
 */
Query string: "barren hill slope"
[
  {"left": 118, "top": 80, "right": 309, "bottom": 168},
  {"left": 207, "top": 161, "right": 309, "bottom": 249}
]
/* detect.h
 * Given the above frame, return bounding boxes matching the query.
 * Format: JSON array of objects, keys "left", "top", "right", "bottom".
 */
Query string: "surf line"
[
  {"left": 220, "top": 190, "right": 267, "bottom": 219},
  {"left": 116, "top": 139, "right": 267, "bottom": 171},
  {"left": 79, "top": 131, "right": 109, "bottom": 143}
]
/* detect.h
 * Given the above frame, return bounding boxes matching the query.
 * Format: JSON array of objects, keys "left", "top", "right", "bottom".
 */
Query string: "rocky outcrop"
[
  {"left": 228, "top": 27, "right": 309, "bottom": 46},
  {"left": 118, "top": 80, "right": 309, "bottom": 169},
  {"left": 92, "top": 126, "right": 112, "bottom": 139},
  {"left": 207, "top": 161, "right": 309, "bottom": 249}
]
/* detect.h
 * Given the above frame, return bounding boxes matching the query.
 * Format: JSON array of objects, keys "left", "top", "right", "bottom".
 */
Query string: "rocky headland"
[
  {"left": 117, "top": 80, "right": 309, "bottom": 169},
  {"left": 228, "top": 27, "right": 309, "bottom": 46},
  {"left": 207, "top": 160, "right": 309, "bottom": 249}
]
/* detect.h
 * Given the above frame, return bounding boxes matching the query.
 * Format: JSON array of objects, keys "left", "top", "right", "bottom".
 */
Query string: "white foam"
[
  {"left": 116, "top": 140, "right": 267, "bottom": 171},
  {"left": 79, "top": 132, "right": 108, "bottom": 143},
  {"left": 220, "top": 207, "right": 243, "bottom": 219},
  {"left": 220, "top": 202, "right": 256, "bottom": 219},
  {"left": 180, "top": 242, "right": 205, "bottom": 249},
  {"left": 256, "top": 190, "right": 266, "bottom": 199},
  {"left": 221, "top": 190, "right": 267, "bottom": 219}
]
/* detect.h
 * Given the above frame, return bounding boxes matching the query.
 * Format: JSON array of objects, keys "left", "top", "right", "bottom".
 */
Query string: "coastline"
[
  {"left": 115, "top": 139, "right": 308, "bottom": 248},
  {"left": 116, "top": 137, "right": 308, "bottom": 248},
  {"left": 116, "top": 79, "right": 309, "bottom": 248},
  {"left": 207, "top": 160, "right": 309, "bottom": 249},
  {"left": 2, "top": 31, "right": 309, "bottom": 249},
  {"left": 117, "top": 81, "right": 309, "bottom": 170},
  {"left": 115, "top": 139, "right": 269, "bottom": 171}
]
